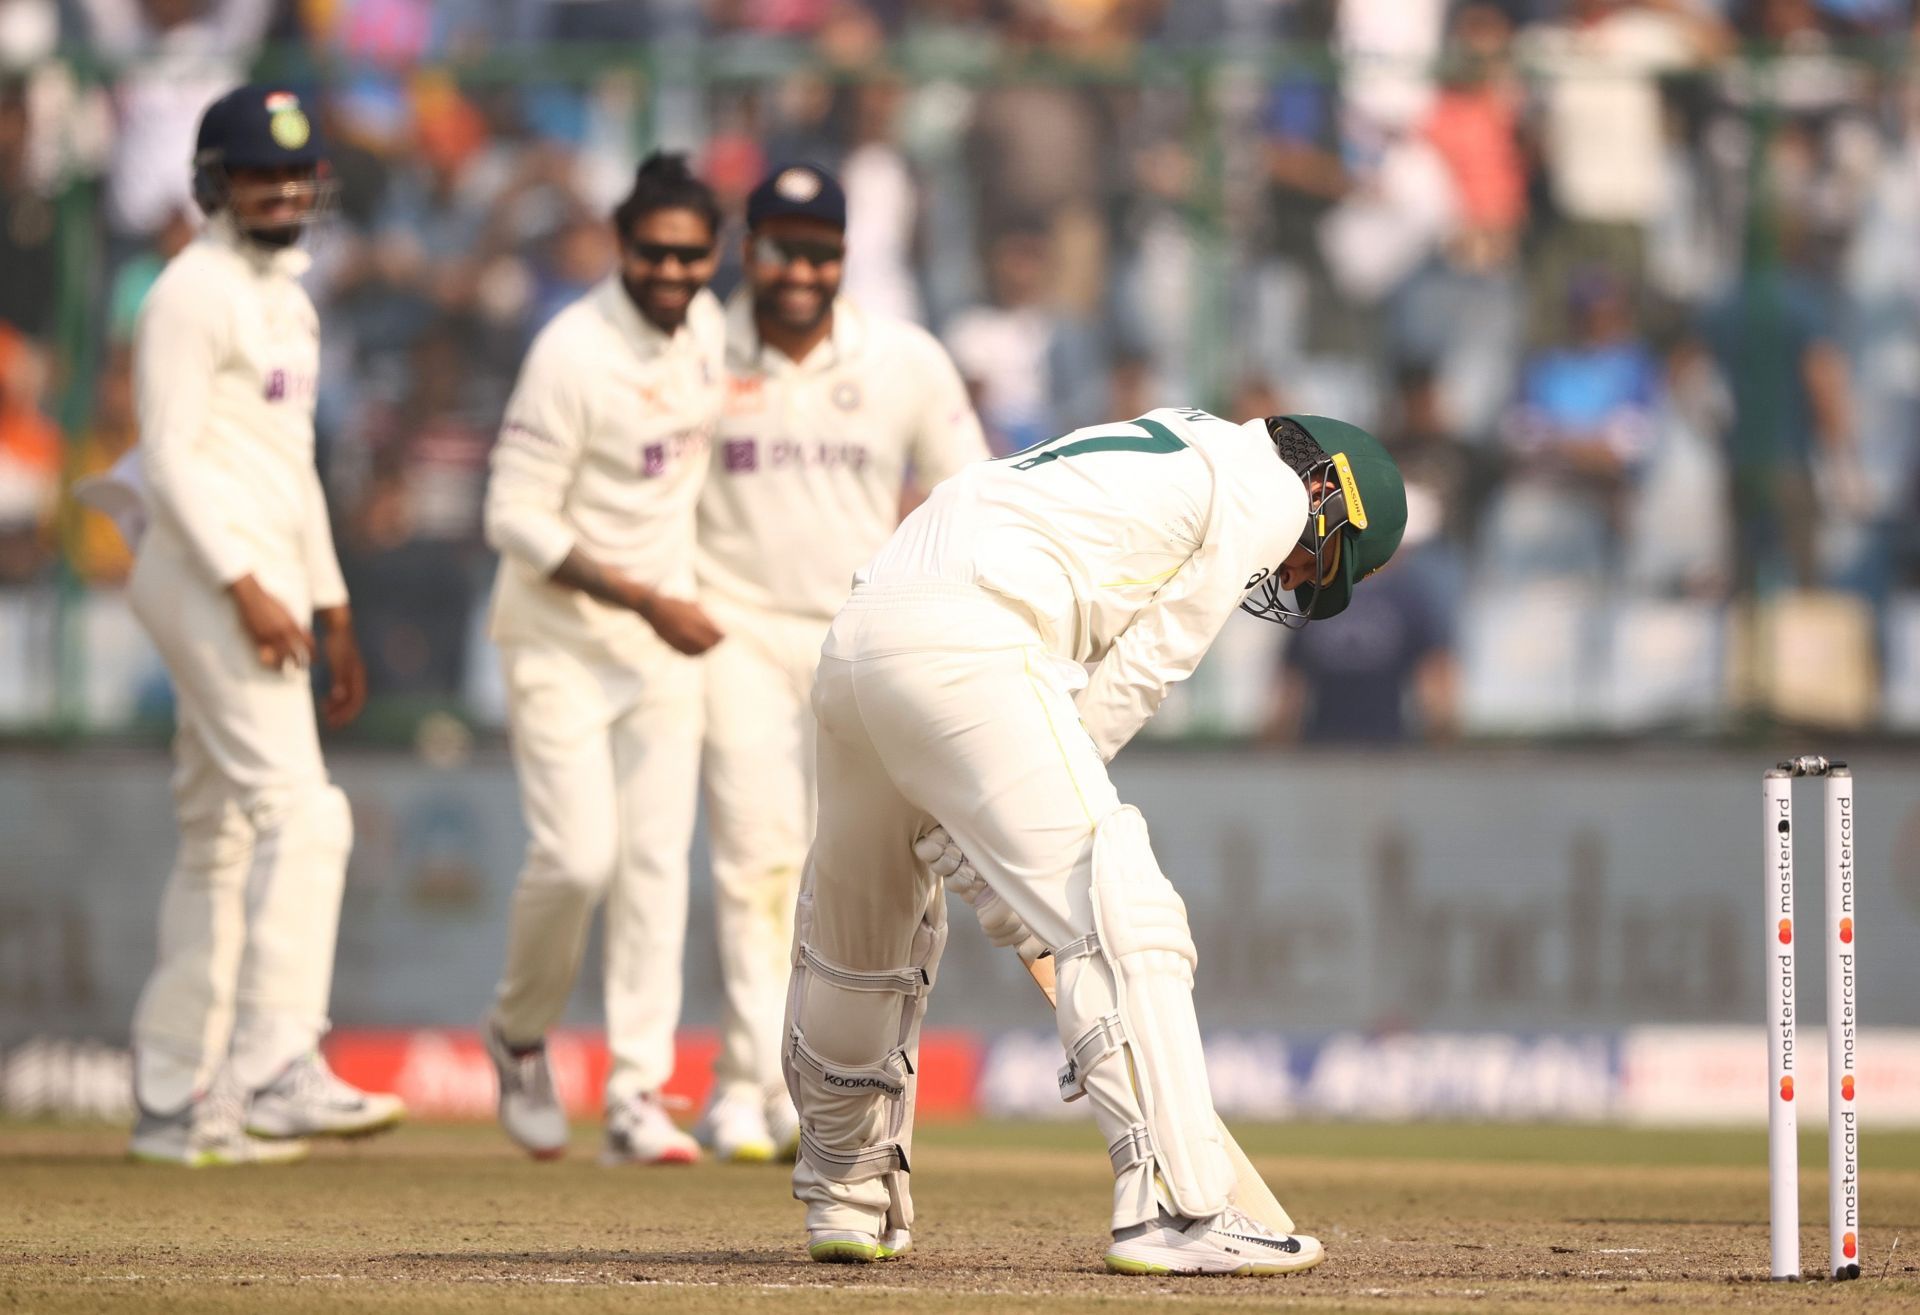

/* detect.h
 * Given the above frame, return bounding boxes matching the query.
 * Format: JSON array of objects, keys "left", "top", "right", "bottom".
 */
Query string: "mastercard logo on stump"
[
  {"left": 1781, "top": 1076, "right": 1794, "bottom": 1101},
  {"left": 1839, "top": 917, "right": 1854, "bottom": 944},
  {"left": 1842, "top": 1075, "right": 1855, "bottom": 1101},
  {"left": 1844, "top": 1233, "right": 1858, "bottom": 1259},
  {"left": 1778, "top": 919, "right": 1792, "bottom": 944}
]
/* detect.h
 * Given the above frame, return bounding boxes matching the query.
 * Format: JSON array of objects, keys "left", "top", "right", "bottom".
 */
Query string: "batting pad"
[
  {"left": 783, "top": 907, "right": 945, "bottom": 1224},
  {"left": 1087, "top": 807, "right": 1236, "bottom": 1219}
]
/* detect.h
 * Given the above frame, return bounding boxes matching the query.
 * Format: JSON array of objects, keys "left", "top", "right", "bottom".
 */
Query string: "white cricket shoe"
[
  {"left": 694, "top": 1088, "right": 777, "bottom": 1163},
  {"left": 807, "top": 1227, "right": 912, "bottom": 1264},
  {"left": 1105, "top": 1205, "right": 1325, "bottom": 1276},
  {"left": 484, "top": 1024, "right": 569, "bottom": 1160},
  {"left": 130, "top": 1075, "right": 310, "bottom": 1167},
  {"left": 248, "top": 1053, "right": 406, "bottom": 1140},
  {"left": 767, "top": 1090, "right": 800, "bottom": 1162},
  {"left": 600, "top": 1091, "right": 700, "bottom": 1166}
]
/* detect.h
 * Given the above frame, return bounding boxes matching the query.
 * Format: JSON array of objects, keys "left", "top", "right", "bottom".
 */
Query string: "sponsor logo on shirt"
[
  {"left": 262, "top": 368, "right": 316, "bottom": 403},
  {"left": 639, "top": 428, "right": 706, "bottom": 479},
  {"left": 717, "top": 436, "right": 872, "bottom": 473},
  {"left": 831, "top": 381, "right": 861, "bottom": 412}
]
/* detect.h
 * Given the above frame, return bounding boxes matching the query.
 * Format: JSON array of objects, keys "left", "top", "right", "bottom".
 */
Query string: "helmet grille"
[{"left": 1265, "top": 416, "right": 1328, "bottom": 479}]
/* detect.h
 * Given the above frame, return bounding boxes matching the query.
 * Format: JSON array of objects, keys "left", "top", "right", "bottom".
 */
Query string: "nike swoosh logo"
[{"left": 1217, "top": 1233, "right": 1300, "bottom": 1252}]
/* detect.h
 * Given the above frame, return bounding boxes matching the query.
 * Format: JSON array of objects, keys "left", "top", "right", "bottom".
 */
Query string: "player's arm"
[
  {"left": 300, "top": 463, "right": 366, "bottom": 724},
  {"left": 1077, "top": 469, "right": 1298, "bottom": 761},
  {"left": 483, "top": 334, "right": 721, "bottom": 655}
]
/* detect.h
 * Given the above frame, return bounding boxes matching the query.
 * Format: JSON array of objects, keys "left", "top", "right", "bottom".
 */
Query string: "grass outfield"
[{"left": 4, "top": 1120, "right": 1916, "bottom": 1313}]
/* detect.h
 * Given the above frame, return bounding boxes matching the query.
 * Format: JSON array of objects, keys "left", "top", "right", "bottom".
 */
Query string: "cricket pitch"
[{"left": 5, "top": 1120, "right": 1917, "bottom": 1313}]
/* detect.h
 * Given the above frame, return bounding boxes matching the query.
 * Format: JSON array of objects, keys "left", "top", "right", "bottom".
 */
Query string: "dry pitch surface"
[{"left": 4, "top": 1120, "right": 1917, "bottom": 1314}]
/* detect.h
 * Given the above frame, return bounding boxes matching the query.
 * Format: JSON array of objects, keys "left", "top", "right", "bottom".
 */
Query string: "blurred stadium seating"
[{"left": 1, "top": 0, "right": 1919, "bottom": 745}]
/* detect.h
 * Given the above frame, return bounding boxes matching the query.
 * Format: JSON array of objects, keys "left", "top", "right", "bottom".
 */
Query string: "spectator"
[
  {"left": 1700, "top": 212, "right": 1863, "bottom": 595},
  {"left": 943, "top": 222, "right": 1102, "bottom": 455},
  {"left": 0, "top": 323, "right": 59, "bottom": 582},
  {"left": 64, "top": 346, "right": 139, "bottom": 586},
  {"left": 1517, "top": 0, "right": 1730, "bottom": 341},
  {"left": 1263, "top": 551, "right": 1459, "bottom": 745},
  {"left": 0, "top": 79, "right": 56, "bottom": 341},
  {"left": 83, "top": 0, "right": 271, "bottom": 243},
  {"left": 1487, "top": 270, "right": 1664, "bottom": 580},
  {"left": 841, "top": 79, "right": 923, "bottom": 325}
]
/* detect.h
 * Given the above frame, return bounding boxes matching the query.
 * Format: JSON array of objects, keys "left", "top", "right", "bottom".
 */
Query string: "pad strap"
[
  {"left": 1056, "top": 932, "right": 1101, "bottom": 965},
  {"left": 1107, "top": 1124, "right": 1154, "bottom": 1175},
  {"left": 799, "top": 944, "right": 930, "bottom": 1000},
  {"left": 800, "top": 1126, "right": 909, "bottom": 1179},
  {"left": 1057, "top": 1012, "right": 1124, "bottom": 1102}
]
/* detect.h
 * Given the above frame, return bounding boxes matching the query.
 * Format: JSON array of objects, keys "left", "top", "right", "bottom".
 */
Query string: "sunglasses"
[
  {"left": 628, "top": 241, "right": 715, "bottom": 265},
  {"left": 751, "top": 234, "right": 846, "bottom": 268}
]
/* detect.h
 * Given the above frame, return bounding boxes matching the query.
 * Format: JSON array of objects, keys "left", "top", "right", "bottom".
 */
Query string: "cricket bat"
[{"left": 1022, "top": 951, "right": 1296, "bottom": 1234}]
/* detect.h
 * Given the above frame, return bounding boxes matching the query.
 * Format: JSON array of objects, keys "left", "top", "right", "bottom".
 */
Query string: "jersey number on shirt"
[{"left": 1004, "top": 417, "right": 1187, "bottom": 471}]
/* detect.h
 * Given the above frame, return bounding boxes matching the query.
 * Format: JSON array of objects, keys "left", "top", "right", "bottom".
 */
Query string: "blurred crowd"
[{"left": 4, "top": 0, "right": 1920, "bottom": 738}]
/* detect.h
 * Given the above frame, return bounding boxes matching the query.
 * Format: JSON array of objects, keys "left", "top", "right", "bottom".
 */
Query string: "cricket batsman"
[
  {"left": 481, "top": 154, "right": 727, "bottom": 1164},
  {"left": 86, "top": 85, "right": 405, "bottom": 1165},
  {"left": 783, "top": 408, "right": 1405, "bottom": 1272},
  {"left": 692, "top": 164, "right": 987, "bottom": 1161}
]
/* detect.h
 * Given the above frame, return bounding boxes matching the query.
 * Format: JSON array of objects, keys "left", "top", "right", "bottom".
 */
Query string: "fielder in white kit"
[
  {"left": 785, "top": 409, "right": 1406, "bottom": 1273},
  {"left": 482, "top": 154, "right": 727, "bottom": 1164},
  {"left": 89, "top": 85, "right": 405, "bottom": 1165},
  {"left": 693, "top": 164, "right": 987, "bottom": 1161}
]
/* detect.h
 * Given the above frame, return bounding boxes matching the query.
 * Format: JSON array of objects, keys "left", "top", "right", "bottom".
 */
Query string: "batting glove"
[{"left": 914, "top": 825, "right": 1045, "bottom": 960}]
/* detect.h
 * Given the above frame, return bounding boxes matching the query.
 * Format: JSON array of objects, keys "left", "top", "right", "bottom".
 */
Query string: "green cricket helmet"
[{"left": 1242, "top": 414, "right": 1407, "bottom": 628}]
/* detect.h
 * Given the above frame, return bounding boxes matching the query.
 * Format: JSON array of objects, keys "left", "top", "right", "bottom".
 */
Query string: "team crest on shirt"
[{"left": 831, "top": 381, "right": 861, "bottom": 412}]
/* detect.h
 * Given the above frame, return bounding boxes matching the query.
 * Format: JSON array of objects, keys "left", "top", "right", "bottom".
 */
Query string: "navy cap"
[
  {"left": 746, "top": 164, "right": 845, "bottom": 231},
  {"left": 195, "top": 84, "right": 325, "bottom": 172}
]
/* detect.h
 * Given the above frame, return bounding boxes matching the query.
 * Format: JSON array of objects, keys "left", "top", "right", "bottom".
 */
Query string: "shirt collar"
[
  {"left": 205, "top": 212, "right": 313, "bottom": 279},
  {"left": 724, "top": 289, "right": 864, "bottom": 374}
]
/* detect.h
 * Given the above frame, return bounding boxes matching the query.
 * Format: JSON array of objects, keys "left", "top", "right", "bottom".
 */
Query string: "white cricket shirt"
[
  {"left": 697, "top": 294, "right": 986, "bottom": 620},
  {"left": 485, "top": 278, "right": 725, "bottom": 654},
  {"left": 132, "top": 213, "right": 345, "bottom": 616},
  {"left": 860, "top": 407, "right": 1307, "bottom": 759}
]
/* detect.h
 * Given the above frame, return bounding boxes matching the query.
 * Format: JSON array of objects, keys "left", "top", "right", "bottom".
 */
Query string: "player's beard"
[
  {"left": 625, "top": 273, "right": 700, "bottom": 333},
  {"left": 753, "top": 278, "right": 835, "bottom": 336}
]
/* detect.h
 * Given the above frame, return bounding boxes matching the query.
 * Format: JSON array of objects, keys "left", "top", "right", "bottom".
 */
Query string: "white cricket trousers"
[
  {"left": 491, "top": 632, "right": 702, "bottom": 1104},
  {"left": 126, "top": 528, "right": 353, "bottom": 1114},
  {"left": 700, "top": 593, "right": 830, "bottom": 1106},
  {"left": 788, "top": 583, "right": 1208, "bottom": 1235}
]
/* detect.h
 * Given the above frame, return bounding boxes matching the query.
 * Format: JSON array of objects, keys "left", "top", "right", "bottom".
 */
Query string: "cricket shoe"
[
  {"left": 694, "top": 1088, "right": 777, "bottom": 1163},
  {"left": 1105, "top": 1205, "right": 1324, "bottom": 1276},
  {"left": 130, "top": 1076, "right": 309, "bottom": 1167},
  {"left": 807, "top": 1228, "right": 912, "bottom": 1264},
  {"left": 600, "top": 1091, "right": 700, "bottom": 1166},
  {"left": 248, "top": 1052, "right": 406, "bottom": 1140},
  {"left": 484, "top": 1024, "right": 569, "bottom": 1160}
]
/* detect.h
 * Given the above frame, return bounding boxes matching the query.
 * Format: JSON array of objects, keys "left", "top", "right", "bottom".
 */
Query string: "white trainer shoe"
[
  {"left": 130, "top": 1075, "right": 309, "bottom": 1167},
  {"left": 767, "top": 1090, "right": 800, "bottom": 1162},
  {"left": 247, "top": 1053, "right": 406, "bottom": 1140},
  {"left": 1105, "top": 1205, "right": 1325, "bottom": 1276},
  {"left": 694, "top": 1088, "right": 777, "bottom": 1163},
  {"left": 484, "top": 1024, "right": 569, "bottom": 1160},
  {"left": 600, "top": 1091, "right": 700, "bottom": 1166},
  {"left": 807, "top": 1227, "right": 912, "bottom": 1264}
]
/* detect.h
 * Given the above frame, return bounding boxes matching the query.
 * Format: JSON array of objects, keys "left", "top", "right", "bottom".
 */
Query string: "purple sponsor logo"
[
  {"left": 642, "top": 443, "right": 666, "bottom": 477},
  {"left": 262, "top": 368, "right": 315, "bottom": 404},
  {"left": 724, "top": 439, "right": 758, "bottom": 472}
]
